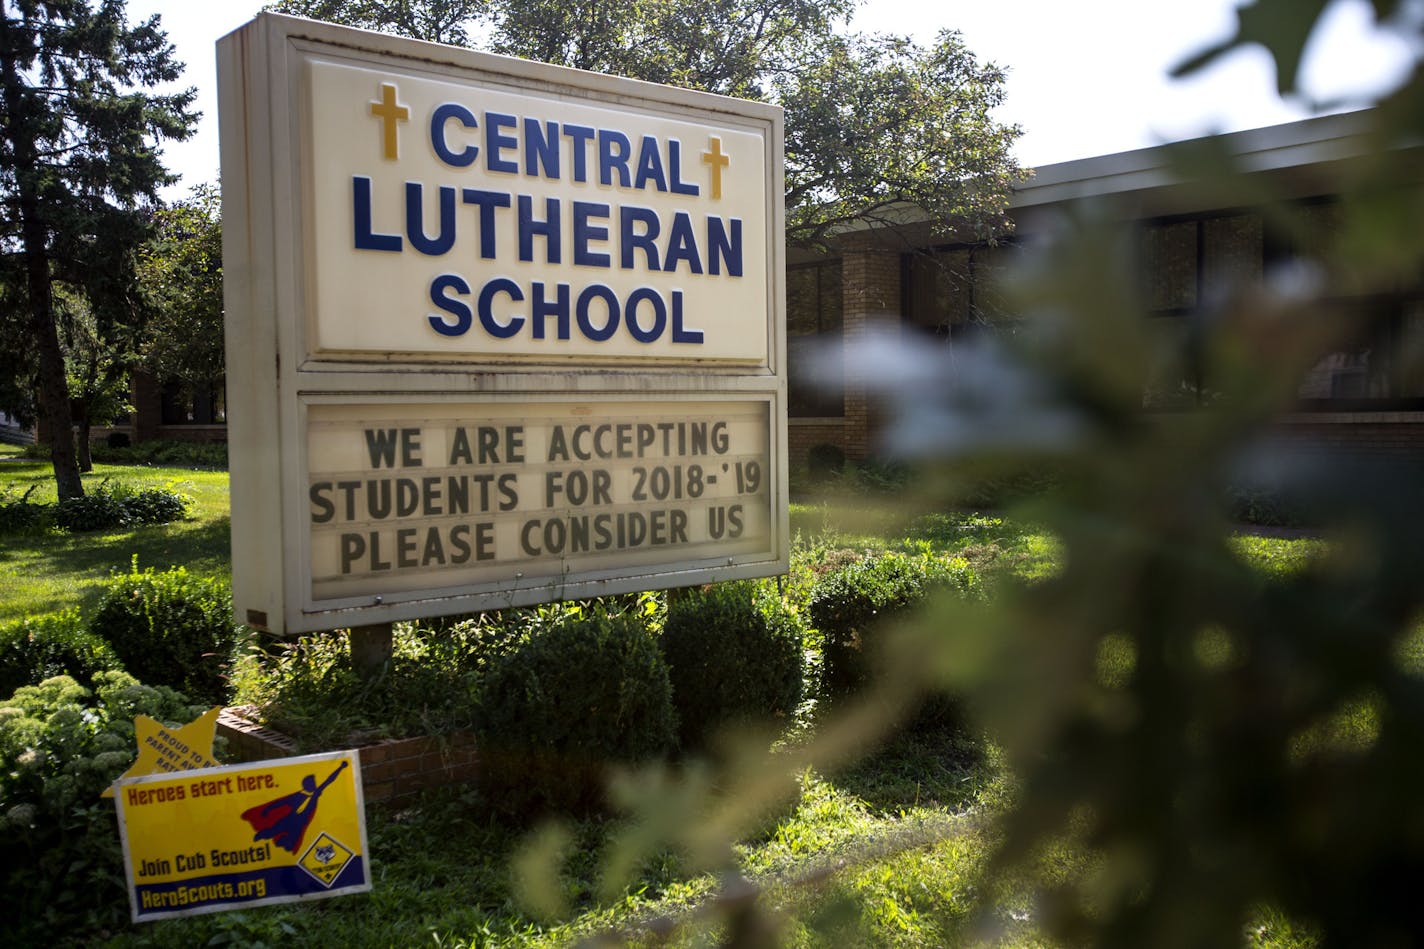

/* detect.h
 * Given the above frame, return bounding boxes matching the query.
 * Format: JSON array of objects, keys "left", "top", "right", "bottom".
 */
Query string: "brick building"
[{"left": 787, "top": 109, "right": 1424, "bottom": 468}]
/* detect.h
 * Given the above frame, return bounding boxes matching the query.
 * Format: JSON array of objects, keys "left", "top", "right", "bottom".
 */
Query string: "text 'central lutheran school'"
[{"left": 355, "top": 82, "right": 746, "bottom": 347}]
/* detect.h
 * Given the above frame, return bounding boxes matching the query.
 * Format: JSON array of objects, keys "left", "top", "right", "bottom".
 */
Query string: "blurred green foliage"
[{"left": 885, "top": 5, "right": 1424, "bottom": 945}]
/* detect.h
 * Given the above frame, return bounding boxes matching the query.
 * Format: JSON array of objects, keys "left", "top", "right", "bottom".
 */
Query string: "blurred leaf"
[
  {"left": 510, "top": 821, "right": 574, "bottom": 922},
  {"left": 1172, "top": 0, "right": 1331, "bottom": 95}
]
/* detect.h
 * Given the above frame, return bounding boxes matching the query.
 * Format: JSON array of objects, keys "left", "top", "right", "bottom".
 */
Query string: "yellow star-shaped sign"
[{"left": 102, "top": 707, "right": 222, "bottom": 799}]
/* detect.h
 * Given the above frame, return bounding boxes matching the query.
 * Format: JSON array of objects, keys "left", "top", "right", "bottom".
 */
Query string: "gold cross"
[
  {"left": 702, "top": 136, "right": 730, "bottom": 200},
  {"left": 369, "top": 83, "right": 409, "bottom": 161}
]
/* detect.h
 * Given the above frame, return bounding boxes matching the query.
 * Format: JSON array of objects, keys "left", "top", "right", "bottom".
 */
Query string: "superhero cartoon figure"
[{"left": 240, "top": 760, "right": 349, "bottom": 854}]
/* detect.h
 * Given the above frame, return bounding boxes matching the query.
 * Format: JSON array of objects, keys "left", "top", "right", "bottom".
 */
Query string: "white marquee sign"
[{"left": 219, "top": 14, "right": 786, "bottom": 633}]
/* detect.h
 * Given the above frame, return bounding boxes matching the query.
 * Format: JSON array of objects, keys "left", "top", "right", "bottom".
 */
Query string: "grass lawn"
[
  {"left": 1, "top": 453, "right": 1343, "bottom": 948},
  {"left": 0, "top": 448, "right": 231, "bottom": 623}
]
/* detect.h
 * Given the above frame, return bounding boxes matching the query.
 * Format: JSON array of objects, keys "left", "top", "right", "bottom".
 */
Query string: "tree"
[
  {"left": 0, "top": 0, "right": 196, "bottom": 499},
  {"left": 137, "top": 183, "right": 224, "bottom": 408},
  {"left": 0, "top": 275, "right": 36, "bottom": 427},
  {"left": 486, "top": 0, "right": 850, "bottom": 98},
  {"left": 56, "top": 284, "right": 133, "bottom": 471},
  {"left": 266, "top": 0, "right": 486, "bottom": 46},
  {"left": 265, "top": 0, "right": 1023, "bottom": 248},
  {"left": 775, "top": 29, "right": 1018, "bottom": 247}
]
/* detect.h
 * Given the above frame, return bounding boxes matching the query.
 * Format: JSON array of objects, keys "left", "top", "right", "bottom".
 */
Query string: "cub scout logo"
[{"left": 299, "top": 832, "right": 355, "bottom": 887}]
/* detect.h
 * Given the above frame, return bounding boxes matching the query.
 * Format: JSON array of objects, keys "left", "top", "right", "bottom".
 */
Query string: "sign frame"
[{"left": 219, "top": 14, "right": 788, "bottom": 634}]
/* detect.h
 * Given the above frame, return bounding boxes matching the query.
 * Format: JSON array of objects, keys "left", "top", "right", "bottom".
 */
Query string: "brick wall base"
[
  {"left": 87, "top": 423, "right": 229, "bottom": 445},
  {"left": 1271, "top": 415, "right": 1424, "bottom": 465},
  {"left": 789, "top": 418, "right": 847, "bottom": 467},
  {"left": 217, "top": 707, "right": 478, "bottom": 805}
]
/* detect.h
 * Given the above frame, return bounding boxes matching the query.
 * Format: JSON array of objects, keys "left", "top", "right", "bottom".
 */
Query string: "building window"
[
  {"left": 1142, "top": 212, "right": 1265, "bottom": 316},
  {"left": 160, "top": 380, "right": 226, "bottom": 425},
  {"left": 1297, "top": 297, "right": 1424, "bottom": 408},
  {"left": 905, "top": 248, "right": 970, "bottom": 339},
  {"left": 902, "top": 243, "right": 1017, "bottom": 343},
  {"left": 1144, "top": 220, "right": 1200, "bottom": 313},
  {"left": 1137, "top": 201, "right": 1424, "bottom": 411},
  {"left": 1140, "top": 217, "right": 1214, "bottom": 408},
  {"left": 787, "top": 259, "right": 843, "bottom": 418}
]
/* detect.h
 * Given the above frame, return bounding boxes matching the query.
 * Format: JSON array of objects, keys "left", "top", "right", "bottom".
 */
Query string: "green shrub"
[
  {"left": 50, "top": 485, "right": 126, "bottom": 531},
  {"left": 433, "top": 612, "right": 531, "bottom": 682},
  {"left": 807, "top": 443, "right": 846, "bottom": 482},
  {"left": 1226, "top": 484, "right": 1315, "bottom": 529},
  {"left": 844, "top": 458, "right": 912, "bottom": 494},
  {"left": 228, "top": 632, "right": 358, "bottom": 747},
  {"left": 49, "top": 478, "right": 191, "bottom": 532},
  {"left": 0, "top": 672, "right": 207, "bottom": 943},
  {"left": 803, "top": 458, "right": 914, "bottom": 497},
  {"left": 660, "top": 582, "right": 804, "bottom": 751},
  {"left": 118, "top": 484, "right": 191, "bottom": 524},
  {"left": 477, "top": 606, "right": 676, "bottom": 816},
  {"left": 0, "top": 612, "right": 124, "bottom": 699},
  {"left": 953, "top": 465, "right": 1063, "bottom": 509},
  {"left": 25, "top": 437, "right": 228, "bottom": 467},
  {"left": 0, "top": 484, "right": 50, "bottom": 535},
  {"left": 90, "top": 561, "right": 238, "bottom": 704},
  {"left": 89, "top": 437, "right": 228, "bottom": 469},
  {"left": 0, "top": 479, "right": 191, "bottom": 535},
  {"left": 808, "top": 552, "right": 980, "bottom": 727}
]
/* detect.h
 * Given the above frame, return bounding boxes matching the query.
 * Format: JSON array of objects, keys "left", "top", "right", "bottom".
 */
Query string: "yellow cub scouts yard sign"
[{"left": 115, "top": 751, "right": 369, "bottom": 921}]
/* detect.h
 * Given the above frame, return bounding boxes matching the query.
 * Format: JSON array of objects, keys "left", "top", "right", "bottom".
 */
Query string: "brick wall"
[
  {"left": 131, "top": 370, "right": 162, "bottom": 442},
  {"left": 1272, "top": 414, "right": 1424, "bottom": 465},
  {"left": 788, "top": 419, "right": 847, "bottom": 466},
  {"left": 218, "top": 707, "right": 301, "bottom": 761},
  {"left": 155, "top": 424, "right": 229, "bottom": 443},
  {"left": 217, "top": 707, "right": 479, "bottom": 805},
  {"left": 358, "top": 733, "right": 479, "bottom": 804},
  {"left": 839, "top": 241, "right": 902, "bottom": 462}
]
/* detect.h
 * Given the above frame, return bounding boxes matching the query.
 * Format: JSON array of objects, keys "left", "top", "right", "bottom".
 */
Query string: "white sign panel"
[
  {"left": 220, "top": 14, "right": 786, "bottom": 634},
  {"left": 305, "top": 59, "right": 769, "bottom": 363},
  {"left": 304, "top": 400, "right": 772, "bottom": 604}
]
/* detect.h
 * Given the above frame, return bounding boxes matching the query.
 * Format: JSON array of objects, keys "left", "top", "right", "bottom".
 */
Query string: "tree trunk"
[{"left": 25, "top": 237, "right": 84, "bottom": 499}]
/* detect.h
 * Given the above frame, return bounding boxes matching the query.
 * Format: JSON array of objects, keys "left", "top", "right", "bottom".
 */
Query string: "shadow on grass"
[
  {"left": 0, "top": 516, "right": 231, "bottom": 622},
  {"left": 0, "top": 460, "right": 48, "bottom": 474},
  {"left": 827, "top": 723, "right": 988, "bottom": 817}
]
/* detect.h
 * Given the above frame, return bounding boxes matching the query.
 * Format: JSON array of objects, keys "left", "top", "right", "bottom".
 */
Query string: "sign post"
[{"left": 219, "top": 14, "right": 787, "bottom": 634}]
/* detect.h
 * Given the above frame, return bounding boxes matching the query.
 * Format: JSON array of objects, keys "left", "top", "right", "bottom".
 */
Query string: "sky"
[{"left": 126, "top": 0, "right": 1423, "bottom": 200}]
